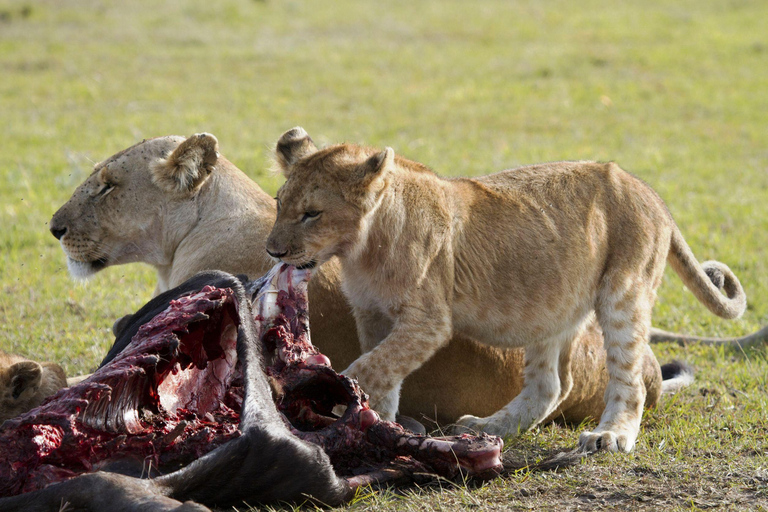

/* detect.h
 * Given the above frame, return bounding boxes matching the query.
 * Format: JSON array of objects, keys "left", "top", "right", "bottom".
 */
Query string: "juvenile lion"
[
  {"left": 267, "top": 127, "right": 747, "bottom": 452},
  {"left": 51, "top": 133, "right": 737, "bottom": 433},
  {"left": 0, "top": 351, "right": 67, "bottom": 424}
]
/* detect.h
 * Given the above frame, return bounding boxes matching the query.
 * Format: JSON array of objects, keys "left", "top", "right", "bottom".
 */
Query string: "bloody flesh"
[
  {"left": 0, "top": 287, "right": 243, "bottom": 497},
  {"left": 252, "top": 264, "right": 504, "bottom": 483},
  {"left": 1, "top": 264, "right": 503, "bottom": 501}
]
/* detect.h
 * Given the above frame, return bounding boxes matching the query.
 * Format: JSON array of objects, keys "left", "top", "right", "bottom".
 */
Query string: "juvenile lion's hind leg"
[
  {"left": 580, "top": 285, "right": 653, "bottom": 453},
  {"left": 454, "top": 323, "right": 582, "bottom": 438}
]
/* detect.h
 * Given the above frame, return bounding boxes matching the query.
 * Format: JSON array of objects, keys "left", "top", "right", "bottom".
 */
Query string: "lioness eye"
[
  {"left": 97, "top": 183, "right": 115, "bottom": 197},
  {"left": 301, "top": 211, "right": 321, "bottom": 222}
]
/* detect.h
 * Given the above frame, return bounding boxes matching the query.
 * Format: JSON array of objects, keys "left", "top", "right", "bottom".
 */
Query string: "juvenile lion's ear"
[
  {"left": 10, "top": 361, "right": 43, "bottom": 400},
  {"left": 151, "top": 133, "right": 219, "bottom": 195},
  {"left": 359, "top": 147, "right": 395, "bottom": 180},
  {"left": 275, "top": 127, "right": 317, "bottom": 176}
]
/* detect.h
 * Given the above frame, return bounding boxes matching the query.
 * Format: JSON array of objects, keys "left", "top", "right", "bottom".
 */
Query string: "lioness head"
[
  {"left": 50, "top": 133, "right": 220, "bottom": 279},
  {"left": 267, "top": 127, "right": 395, "bottom": 268},
  {"left": 0, "top": 352, "right": 67, "bottom": 423}
]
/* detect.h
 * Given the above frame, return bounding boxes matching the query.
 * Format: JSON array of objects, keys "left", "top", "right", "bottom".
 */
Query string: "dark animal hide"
[
  {"left": 0, "top": 266, "right": 504, "bottom": 511},
  {"left": 0, "top": 271, "right": 350, "bottom": 510}
]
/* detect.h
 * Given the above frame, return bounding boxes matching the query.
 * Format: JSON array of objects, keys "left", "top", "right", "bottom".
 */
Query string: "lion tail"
[
  {"left": 660, "top": 360, "right": 695, "bottom": 395},
  {"left": 666, "top": 226, "right": 746, "bottom": 320},
  {"left": 650, "top": 324, "right": 768, "bottom": 349}
]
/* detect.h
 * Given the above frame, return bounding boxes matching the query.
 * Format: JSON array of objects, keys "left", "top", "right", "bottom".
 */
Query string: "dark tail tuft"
[{"left": 660, "top": 360, "right": 695, "bottom": 394}]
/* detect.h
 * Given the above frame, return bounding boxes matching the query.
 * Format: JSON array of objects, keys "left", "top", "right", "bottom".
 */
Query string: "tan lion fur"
[
  {"left": 267, "top": 128, "right": 746, "bottom": 452},
  {"left": 0, "top": 351, "right": 67, "bottom": 424},
  {"left": 51, "top": 133, "right": 720, "bottom": 434}
]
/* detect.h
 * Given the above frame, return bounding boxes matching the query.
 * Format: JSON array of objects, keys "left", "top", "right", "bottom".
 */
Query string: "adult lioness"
[
  {"left": 49, "top": 133, "right": 707, "bottom": 432},
  {"left": 49, "top": 134, "right": 355, "bottom": 369},
  {"left": 266, "top": 127, "right": 747, "bottom": 453}
]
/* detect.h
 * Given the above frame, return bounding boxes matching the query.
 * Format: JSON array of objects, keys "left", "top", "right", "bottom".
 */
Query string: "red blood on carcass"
[
  {"left": 253, "top": 264, "right": 504, "bottom": 485},
  {"left": 1, "top": 264, "right": 503, "bottom": 500},
  {"left": 0, "top": 287, "right": 242, "bottom": 497}
]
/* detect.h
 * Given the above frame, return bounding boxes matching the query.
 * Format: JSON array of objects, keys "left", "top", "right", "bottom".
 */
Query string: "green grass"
[{"left": 1, "top": 0, "right": 766, "bottom": 509}]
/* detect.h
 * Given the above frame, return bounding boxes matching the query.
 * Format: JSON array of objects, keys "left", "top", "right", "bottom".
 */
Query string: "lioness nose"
[
  {"left": 267, "top": 247, "right": 288, "bottom": 258},
  {"left": 50, "top": 225, "right": 67, "bottom": 240}
]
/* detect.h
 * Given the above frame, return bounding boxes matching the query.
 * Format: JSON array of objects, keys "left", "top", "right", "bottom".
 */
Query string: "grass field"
[{"left": 1, "top": 0, "right": 767, "bottom": 509}]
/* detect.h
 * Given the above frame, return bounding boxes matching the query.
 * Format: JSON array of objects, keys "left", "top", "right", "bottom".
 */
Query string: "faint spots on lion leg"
[
  {"left": 581, "top": 285, "right": 652, "bottom": 453},
  {"left": 454, "top": 323, "right": 584, "bottom": 438}
]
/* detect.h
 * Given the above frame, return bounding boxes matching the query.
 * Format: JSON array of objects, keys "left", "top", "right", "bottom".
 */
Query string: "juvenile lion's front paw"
[
  {"left": 578, "top": 429, "right": 636, "bottom": 453},
  {"left": 454, "top": 413, "right": 521, "bottom": 438},
  {"left": 453, "top": 414, "right": 485, "bottom": 435},
  {"left": 341, "top": 359, "right": 378, "bottom": 394},
  {"left": 341, "top": 358, "right": 397, "bottom": 421}
]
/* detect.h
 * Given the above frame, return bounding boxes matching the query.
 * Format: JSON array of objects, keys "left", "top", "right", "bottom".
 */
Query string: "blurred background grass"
[
  {"left": 0, "top": 1, "right": 766, "bottom": 507},
  {"left": 2, "top": 0, "right": 765, "bottom": 372}
]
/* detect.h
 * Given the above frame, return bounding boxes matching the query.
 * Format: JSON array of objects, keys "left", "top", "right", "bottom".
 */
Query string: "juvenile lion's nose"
[{"left": 50, "top": 225, "right": 68, "bottom": 240}]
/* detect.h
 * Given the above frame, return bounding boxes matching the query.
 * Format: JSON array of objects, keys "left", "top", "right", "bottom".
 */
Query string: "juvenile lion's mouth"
[{"left": 295, "top": 260, "right": 317, "bottom": 270}]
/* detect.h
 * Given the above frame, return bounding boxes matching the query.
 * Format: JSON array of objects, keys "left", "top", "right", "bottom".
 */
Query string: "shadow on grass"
[{"left": 502, "top": 447, "right": 584, "bottom": 474}]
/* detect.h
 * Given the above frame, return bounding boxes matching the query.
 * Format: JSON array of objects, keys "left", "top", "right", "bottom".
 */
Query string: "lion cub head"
[
  {"left": 49, "top": 133, "right": 220, "bottom": 279},
  {"left": 0, "top": 351, "right": 67, "bottom": 423},
  {"left": 267, "top": 127, "right": 396, "bottom": 268}
]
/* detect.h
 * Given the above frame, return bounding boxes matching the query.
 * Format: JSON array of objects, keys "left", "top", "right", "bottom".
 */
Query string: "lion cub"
[
  {"left": 0, "top": 350, "right": 67, "bottom": 424},
  {"left": 267, "top": 128, "right": 746, "bottom": 453}
]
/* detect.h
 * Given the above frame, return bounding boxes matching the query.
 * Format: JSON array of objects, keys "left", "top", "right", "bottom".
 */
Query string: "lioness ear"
[
  {"left": 151, "top": 133, "right": 219, "bottom": 195},
  {"left": 359, "top": 147, "right": 395, "bottom": 180},
  {"left": 275, "top": 127, "right": 318, "bottom": 176},
  {"left": 10, "top": 361, "right": 43, "bottom": 400}
]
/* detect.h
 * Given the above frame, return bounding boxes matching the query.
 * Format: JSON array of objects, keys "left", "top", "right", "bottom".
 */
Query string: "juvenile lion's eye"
[{"left": 301, "top": 210, "right": 322, "bottom": 222}]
